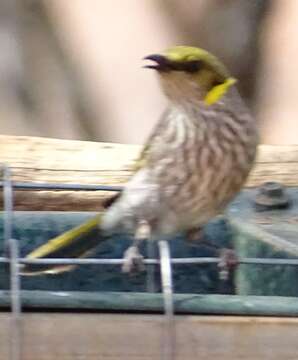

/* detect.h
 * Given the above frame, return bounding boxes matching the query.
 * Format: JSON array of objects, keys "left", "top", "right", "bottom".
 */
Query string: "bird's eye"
[
  {"left": 167, "top": 59, "right": 203, "bottom": 73},
  {"left": 184, "top": 60, "right": 202, "bottom": 73}
]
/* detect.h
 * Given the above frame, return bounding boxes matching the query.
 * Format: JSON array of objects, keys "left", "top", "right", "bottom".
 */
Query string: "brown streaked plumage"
[{"left": 22, "top": 46, "right": 258, "bottom": 275}]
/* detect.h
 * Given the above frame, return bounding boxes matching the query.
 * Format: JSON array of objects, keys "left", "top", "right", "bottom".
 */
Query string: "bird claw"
[
  {"left": 122, "top": 245, "right": 145, "bottom": 273},
  {"left": 218, "top": 248, "right": 238, "bottom": 281}
]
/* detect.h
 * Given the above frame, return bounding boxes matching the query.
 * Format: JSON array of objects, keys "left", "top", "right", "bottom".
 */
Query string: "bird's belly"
[
  {"left": 158, "top": 155, "right": 250, "bottom": 232},
  {"left": 163, "top": 194, "right": 218, "bottom": 232}
]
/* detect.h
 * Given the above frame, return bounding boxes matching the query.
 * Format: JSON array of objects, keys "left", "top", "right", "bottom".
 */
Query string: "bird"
[{"left": 21, "top": 46, "right": 258, "bottom": 275}]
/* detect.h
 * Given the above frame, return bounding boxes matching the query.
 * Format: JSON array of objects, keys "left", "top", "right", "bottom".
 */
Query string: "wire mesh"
[{"left": 1, "top": 166, "right": 298, "bottom": 360}]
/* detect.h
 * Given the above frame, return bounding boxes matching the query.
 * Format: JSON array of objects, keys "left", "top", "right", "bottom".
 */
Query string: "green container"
[
  {"left": 0, "top": 211, "right": 233, "bottom": 294},
  {"left": 1, "top": 185, "right": 298, "bottom": 315}
]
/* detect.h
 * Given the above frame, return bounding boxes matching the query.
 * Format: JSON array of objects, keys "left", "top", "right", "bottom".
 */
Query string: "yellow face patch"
[{"left": 204, "top": 78, "right": 237, "bottom": 106}]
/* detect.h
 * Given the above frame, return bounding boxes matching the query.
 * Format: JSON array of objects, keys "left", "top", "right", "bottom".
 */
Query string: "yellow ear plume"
[{"left": 204, "top": 78, "right": 237, "bottom": 106}]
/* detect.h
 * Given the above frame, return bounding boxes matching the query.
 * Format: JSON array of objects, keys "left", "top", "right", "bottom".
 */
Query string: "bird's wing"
[{"left": 21, "top": 109, "right": 171, "bottom": 275}]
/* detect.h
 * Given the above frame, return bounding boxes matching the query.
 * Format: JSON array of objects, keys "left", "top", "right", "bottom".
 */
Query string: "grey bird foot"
[
  {"left": 218, "top": 248, "right": 239, "bottom": 281},
  {"left": 122, "top": 245, "right": 145, "bottom": 273}
]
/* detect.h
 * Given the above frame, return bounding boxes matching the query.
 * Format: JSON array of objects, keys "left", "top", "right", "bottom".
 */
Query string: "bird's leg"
[
  {"left": 217, "top": 248, "right": 238, "bottom": 281},
  {"left": 185, "top": 227, "right": 238, "bottom": 281},
  {"left": 122, "top": 243, "right": 144, "bottom": 273},
  {"left": 122, "top": 220, "right": 151, "bottom": 273}
]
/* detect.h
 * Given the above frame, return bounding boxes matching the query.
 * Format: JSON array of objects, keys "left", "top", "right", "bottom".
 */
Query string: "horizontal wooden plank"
[
  {"left": 0, "top": 312, "right": 297, "bottom": 360},
  {"left": 0, "top": 135, "right": 297, "bottom": 210}
]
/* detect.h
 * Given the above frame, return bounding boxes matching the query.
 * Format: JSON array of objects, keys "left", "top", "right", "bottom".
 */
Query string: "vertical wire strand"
[
  {"left": 3, "top": 165, "right": 13, "bottom": 241},
  {"left": 8, "top": 239, "right": 21, "bottom": 360},
  {"left": 158, "top": 240, "right": 175, "bottom": 360},
  {"left": 2, "top": 165, "right": 21, "bottom": 360}
]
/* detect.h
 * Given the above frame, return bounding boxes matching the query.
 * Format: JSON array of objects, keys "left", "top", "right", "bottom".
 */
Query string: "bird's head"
[{"left": 144, "top": 46, "right": 236, "bottom": 106}]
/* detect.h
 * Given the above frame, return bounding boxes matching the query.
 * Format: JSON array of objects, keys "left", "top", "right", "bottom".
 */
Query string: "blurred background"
[{"left": 0, "top": 0, "right": 297, "bottom": 144}]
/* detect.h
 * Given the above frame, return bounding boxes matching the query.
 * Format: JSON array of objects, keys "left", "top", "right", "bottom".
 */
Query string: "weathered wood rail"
[
  {"left": 1, "top": 313, "right": 298, "bottom": 360},
  {"left": 0, "top": 135, "right": 298, "bottom": 210}
]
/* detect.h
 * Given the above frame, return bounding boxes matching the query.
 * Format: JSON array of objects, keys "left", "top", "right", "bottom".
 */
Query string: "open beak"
[{"left": 143, "top": 54, "right": 169, "bottom": 71}]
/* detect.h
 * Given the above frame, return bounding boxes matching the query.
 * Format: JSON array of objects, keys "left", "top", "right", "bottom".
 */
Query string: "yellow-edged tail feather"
[{"left": 21, "top": 214, "right": 104, "bottom": 275}]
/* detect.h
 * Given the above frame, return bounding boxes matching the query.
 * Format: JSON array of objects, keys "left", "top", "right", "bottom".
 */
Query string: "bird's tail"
[{"left": 21, "top": 214, "right": 104, "bottom": 275}]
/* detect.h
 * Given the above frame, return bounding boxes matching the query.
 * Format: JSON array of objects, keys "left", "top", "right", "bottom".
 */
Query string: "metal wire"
[
  {"left": 2, "top": 166, "right": 13, "bottom": 241},
  {"left": 0, "top": 178, "right": 297, "bottom": 266},
  {"left": 0, "top": 181, "right": 123, "bottom": 192},
  {"left": 8, "top": 239, "right": 21, "bottom": 360},
  {"left": 3, "top": 167, "right": 298, "bottom": 360},
  {"left": 0, "top": 256, "right": 296, "bottom": 266},
  {"left": 159, "top": 240, "right": 175, "bottom": 360},
  {"left": 2, "top": 166, "right": 22, "bottom": 360},
  {"left": 1, "top": 174, "right": 298, "bottom": 273}
]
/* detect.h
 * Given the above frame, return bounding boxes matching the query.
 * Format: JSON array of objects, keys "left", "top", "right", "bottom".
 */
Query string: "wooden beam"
[
  {"left": 0, "top": 312, "right": 297, "bottom": 360},
  {"left": 0, "top": 135, "right": 297, "bottom": 210}
]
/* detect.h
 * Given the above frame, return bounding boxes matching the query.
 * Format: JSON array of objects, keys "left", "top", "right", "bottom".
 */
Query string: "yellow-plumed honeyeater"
[{"left": 22, "top": 46, "right": 258, "bottom": 275}]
